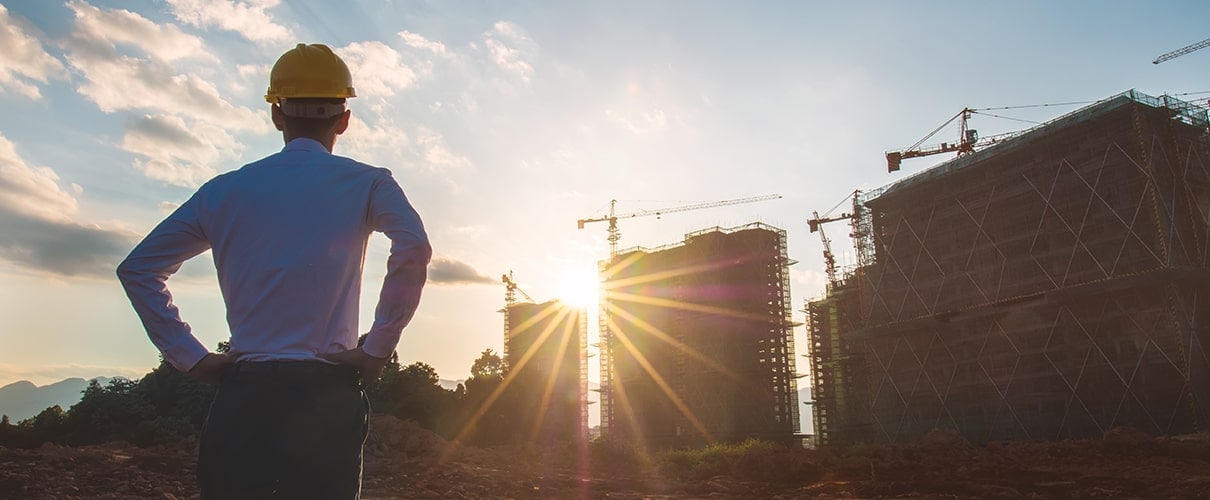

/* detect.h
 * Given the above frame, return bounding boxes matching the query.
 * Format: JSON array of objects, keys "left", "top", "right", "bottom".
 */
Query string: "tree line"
[{"left": 0, "top": 342, "right": 518, "bottom": 448}]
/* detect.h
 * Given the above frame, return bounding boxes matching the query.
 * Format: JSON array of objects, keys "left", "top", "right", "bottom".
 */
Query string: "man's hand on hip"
[
  {"left": 188, "top": 353, "right": 235, "bottom": 385},
  {"left": 319, "top": 348, "right": 389, "bottom": 385}
]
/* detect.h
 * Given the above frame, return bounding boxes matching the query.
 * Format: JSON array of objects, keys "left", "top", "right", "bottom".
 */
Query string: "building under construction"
[
  {"left": 598, "top": 222, "right": 800, "bottom": 447},
  {"left": 808, "top": 90, "right": 1210, "bottom": 446},
  {"left": 502, "top": 299, "right": 588, "bottom": 444}
]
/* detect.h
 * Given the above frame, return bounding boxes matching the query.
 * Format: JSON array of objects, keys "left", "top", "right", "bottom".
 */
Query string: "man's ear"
[
  {"left": 334, "top": 109, "right": 351, "bottom": 136},
  {"left": 271, "top": 104, "right": 286, "bottom": 131}
]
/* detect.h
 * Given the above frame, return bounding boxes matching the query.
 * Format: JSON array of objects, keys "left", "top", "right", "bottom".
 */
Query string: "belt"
[{"left": 230, "top": 361, "right": 361, "bottom": 381}]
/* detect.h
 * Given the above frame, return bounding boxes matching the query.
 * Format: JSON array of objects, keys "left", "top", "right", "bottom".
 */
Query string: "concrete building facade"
[
  {"left": 503, "top": 300, "right": 587, "bottom": 444},
  {"left": 599, "top": 223, "right": 800, "bottom": 447}
]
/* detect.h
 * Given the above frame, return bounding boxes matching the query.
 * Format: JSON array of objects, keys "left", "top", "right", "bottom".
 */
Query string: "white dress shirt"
[{"left": 117, "top": 138, "right": 432, "bottom": 372}]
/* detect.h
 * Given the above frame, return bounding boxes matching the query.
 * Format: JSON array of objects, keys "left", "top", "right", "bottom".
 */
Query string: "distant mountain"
[{"left": 0, "top": 377, "right": 113, "bottom": 422}]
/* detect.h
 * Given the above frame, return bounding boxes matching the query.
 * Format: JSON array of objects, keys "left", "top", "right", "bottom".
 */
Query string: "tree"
[
  {"left": 61, "top": 378, "right": 155, "bottom": 445},
  {"left": 137, "top": 360, "right": 215, "bottom": 431},
  {"left": 29, "top": 405, "right": 66, "bottom": 431},
  {"left": 369, "top": 361, "right": 455, "bottom": 432},
  {"left": 470, "top": 349, "right": 505, "bottom": 379},
  {"left": 5, "top": 405, "right": 69, "bottom": 447},
  {"left": 457, "top": 348, "right": 519, "bottom": 446}
]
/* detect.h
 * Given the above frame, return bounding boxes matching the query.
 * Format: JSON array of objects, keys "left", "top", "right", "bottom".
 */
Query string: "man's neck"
[{"left": 284, "top": 133, "right": 336, "bottom": 152}]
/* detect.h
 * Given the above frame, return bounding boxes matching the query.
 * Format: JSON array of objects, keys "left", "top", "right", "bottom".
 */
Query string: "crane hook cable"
[{"left": 820, "top": 189, "right": 858, "bottom": 219}]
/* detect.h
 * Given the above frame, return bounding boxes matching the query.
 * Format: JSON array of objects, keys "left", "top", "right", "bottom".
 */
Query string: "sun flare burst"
[{"left": 555, "top": 268, "right": 598, "bottom": 308}]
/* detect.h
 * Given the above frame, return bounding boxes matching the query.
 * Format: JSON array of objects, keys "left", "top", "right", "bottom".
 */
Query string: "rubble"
[{"left": 2, "top": 416, "right": 1209, "bottom": 499}]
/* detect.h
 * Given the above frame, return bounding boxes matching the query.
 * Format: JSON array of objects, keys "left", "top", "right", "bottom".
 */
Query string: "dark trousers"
[{"left": 199, "top": 362, "right": 368, "bottom": 500}]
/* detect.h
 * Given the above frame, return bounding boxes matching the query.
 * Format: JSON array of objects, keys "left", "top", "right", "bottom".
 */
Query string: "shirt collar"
[{"left": 282, "top": 137, "right": 330, "bottom": 154}]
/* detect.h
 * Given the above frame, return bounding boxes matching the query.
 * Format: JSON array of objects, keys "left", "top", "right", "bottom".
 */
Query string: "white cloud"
[
  {"left": 0, "top": 135, "right": 77, "bottom": 222},
  {"left": 415, "top": 127, "right": 470, "bottom": 171},
  {"left": 485, "top": 38, "right": 532, "bottom": 81},
  {"left": 339, "top": 115, "right": 411, "bottom": 167},
  {"left": 237, "top": 63, "right": 268, "bottom": 79},
  {"left": 68, "top": 0, "right": 214, "bottom": 63},
  {"left": 338, "top": 118, "right": 470, "bottom": 175},
  {"left": 491, "top": 21, "right": 528, "bottom": 42},
  {"left": 229, "top": 63, "right": 269, "bottom": 95},
  {"left": 165, "top": 0, "right": 292, "bottom": 43},
  {"left": 336, "top": 41, "right": 418, "bottom": 98},
  {"left": 606, "top": 107, "right": 668, "bottom": 135},
  {"left": 460, "top": 93, "right": 480, "bottom": 113},
  {"left": 0, "top": 133, "right": 138, "bottom": 278},
  {"left": 0, "top": 4, "right": 67, "bottom": 99},
  {"left": 121, "top": 114, "right": 243, "bottom": 187},
  {"left": 398, "top": 30, "right": 449, "bottom": 56},
  {"left": 428, "top": 256, "right": 494, "bottom": 285},
  {"left": 482, "top": 22, "right": 535, "bottom": 83},
  {"left": 62, "top": 1, "right": 267, "bottom": 133}
]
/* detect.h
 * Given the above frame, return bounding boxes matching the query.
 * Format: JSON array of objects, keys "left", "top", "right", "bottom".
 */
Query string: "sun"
[{"left": 555, "top": 268, "right": 599, "bottom": 309}]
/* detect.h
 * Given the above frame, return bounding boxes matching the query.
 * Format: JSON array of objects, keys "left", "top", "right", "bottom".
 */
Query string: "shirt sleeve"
[
  {"left": 361, "top": 172, "right": 432, "bottom": 359},
  {"left": 115, "top": 192, "right": 213, "bottom": 372}
]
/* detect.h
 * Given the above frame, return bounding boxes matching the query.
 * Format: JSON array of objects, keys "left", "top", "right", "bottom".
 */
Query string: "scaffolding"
[
  {"left": 597, "top": 259, "right": 614, "bottom": 438},
  {"left": 809, "top": 90, "right": 1210, "bottom": 446},
  {"left": 598, "top": 222, "right": 800, "bottom": 447}
]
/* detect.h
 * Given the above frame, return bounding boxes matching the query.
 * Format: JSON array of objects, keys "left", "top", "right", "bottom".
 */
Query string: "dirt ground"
[{"left": 3, "top": 417, "right": 1210, "bottom": 499}]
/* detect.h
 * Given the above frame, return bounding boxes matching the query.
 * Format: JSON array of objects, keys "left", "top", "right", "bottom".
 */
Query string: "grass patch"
[{"left": 656, "top": 439, "right": 777, "bottom": 481}]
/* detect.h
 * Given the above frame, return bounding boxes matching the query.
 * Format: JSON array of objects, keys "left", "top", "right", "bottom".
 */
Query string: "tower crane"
[
  {"left": 807, "top": 210, "right": 852, "bottom": 287},
  {"left": 500, "top": 270, "right": 534, "bottom": 367},
  {"left": 1153, "top": 37, "right": 1210, "bottom": 64},
  {"left": 577, "top": 194, "right": 782, "bottom": 256},
  {"left": 502, "top": 270, "right": 534, "bottom": 306},
  {"left": 885, "top": 108, "right": 1016, "bottom": 172}
]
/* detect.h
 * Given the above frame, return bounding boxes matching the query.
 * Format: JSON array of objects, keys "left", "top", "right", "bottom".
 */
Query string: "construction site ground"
[{"left": 2, "top": 417, "right": 1209, "bottom": 499}]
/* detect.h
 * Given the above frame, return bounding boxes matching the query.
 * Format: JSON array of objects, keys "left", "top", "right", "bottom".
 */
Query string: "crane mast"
[
  {"left": 501, "top": 270, "right": 534, "bottom": 305},
  {"left": 577, "top": 194, "right": 782, "bottom": 256},
  {"left": 808, "top": 210, "right": 853, "bottom": 288}
]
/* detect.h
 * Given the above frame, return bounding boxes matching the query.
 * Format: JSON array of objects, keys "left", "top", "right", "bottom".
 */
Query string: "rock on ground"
[{"left": 3, "top": 418, "right": 1210, "bottom": 499}]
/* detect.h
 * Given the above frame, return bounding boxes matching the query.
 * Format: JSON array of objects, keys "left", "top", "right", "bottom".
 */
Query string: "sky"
[{"left": 1, "top": 0, "right": 1208, "bottom": 428}]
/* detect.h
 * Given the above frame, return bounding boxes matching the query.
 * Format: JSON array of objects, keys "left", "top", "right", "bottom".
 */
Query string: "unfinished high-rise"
[
  {"left": 502, "top": 299, "right": 588, "bottom": 444},
  {"left": 808, "top": 90, "right": 1210, "bottom": 446},
  {"left": 598, "top": 223, "right": 800, "bottom": 447}
]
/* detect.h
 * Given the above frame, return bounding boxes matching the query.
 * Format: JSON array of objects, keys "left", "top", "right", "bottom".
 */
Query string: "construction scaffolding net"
[{"left": 810, "top": 90, "right": 1210, "bottom": 446}]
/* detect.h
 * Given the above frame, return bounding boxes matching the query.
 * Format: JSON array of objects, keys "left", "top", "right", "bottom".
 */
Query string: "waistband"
[{"left": 227, "top": 361, "right": 361, "bottom": 384}]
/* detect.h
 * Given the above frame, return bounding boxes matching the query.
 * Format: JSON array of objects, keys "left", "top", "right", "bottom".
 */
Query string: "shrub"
[{"left": 657, "top": 438, "right": 776, "bottom": 481}]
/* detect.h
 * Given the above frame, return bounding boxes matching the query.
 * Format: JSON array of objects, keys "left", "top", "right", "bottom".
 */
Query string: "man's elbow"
[
  {"left": 115, "top": 258, "right": 132, "bottom": 281},
  {"left": 115, "top": 257, "right": 144, "bottom": 286},
  {"left": 418, "top": 240, "right": 433, "bottom": 264},
  {"left": 394, "top": 238, "right": 432, "bottom": 262}
]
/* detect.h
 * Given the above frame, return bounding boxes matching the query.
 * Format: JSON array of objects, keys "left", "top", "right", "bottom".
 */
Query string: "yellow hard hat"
[{"left": 264, "top": 43, "right": 356, "bottom": 104}]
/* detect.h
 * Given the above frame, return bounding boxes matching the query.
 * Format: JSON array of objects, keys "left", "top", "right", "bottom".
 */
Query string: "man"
[{"left": 117, "top": 43, "right": 431, "bottom": 499}]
